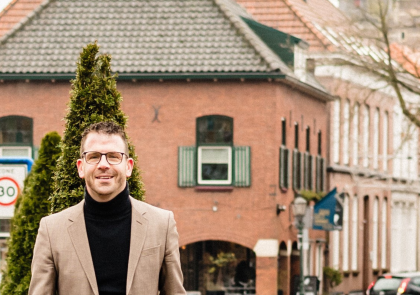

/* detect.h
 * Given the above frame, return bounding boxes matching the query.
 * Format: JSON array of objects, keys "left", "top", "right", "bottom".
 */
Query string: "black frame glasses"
[{"left": 81, "top": 151, "right": 128, "bottom": 165}]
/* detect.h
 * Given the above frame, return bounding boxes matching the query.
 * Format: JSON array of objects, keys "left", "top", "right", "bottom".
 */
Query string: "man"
[{"left": 29, "top": 122, "right": 186, "bottom": 295}]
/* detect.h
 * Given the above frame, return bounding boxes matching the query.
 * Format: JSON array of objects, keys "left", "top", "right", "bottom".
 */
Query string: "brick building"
[
  {"left": 235, "top": 0, "right": 420, "bottom": 293},
  {"left": 0, "top": 0, "right": 333, "bottom": 294}
]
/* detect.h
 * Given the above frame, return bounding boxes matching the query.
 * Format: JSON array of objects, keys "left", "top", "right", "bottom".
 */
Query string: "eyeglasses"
[{"left": 81, "top": 151, "right": 128, "bottom": 165}]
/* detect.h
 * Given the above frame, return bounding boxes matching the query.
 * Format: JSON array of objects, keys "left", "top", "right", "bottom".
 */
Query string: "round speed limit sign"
[{"left": 0, "top": 177, "right": 21, "bottom": 206}]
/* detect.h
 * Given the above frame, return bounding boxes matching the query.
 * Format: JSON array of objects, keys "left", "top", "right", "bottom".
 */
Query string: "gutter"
[
  {"left": 0, "top": 72, "right": 286, "bottom": 81},
  {"left": 0, "top": 72, "right": 334, "bottom": 102}
]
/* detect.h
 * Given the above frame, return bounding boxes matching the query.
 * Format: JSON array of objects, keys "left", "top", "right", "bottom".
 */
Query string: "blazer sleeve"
[
  {"left": 158, "top": 211, "right": 186, "bottom": 295},
  {"left": 29, "top": 217, "right": 57, "bottom": 295}
]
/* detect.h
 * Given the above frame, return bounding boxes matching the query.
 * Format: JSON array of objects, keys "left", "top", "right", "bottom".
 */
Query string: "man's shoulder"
[
  {"left": 129, "top": 197, "right": 171, "bottom": 218},
  {"left": 42, "top": 200, "right": 84, "bottom": 224}
]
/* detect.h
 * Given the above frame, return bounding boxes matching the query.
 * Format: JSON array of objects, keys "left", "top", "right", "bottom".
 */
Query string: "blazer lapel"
[
  {"left": 126, "top": 197, "right": 148, "bottom": 294},
  {"left": 67, "top": 201, "right": 99, "bottom": 295}
]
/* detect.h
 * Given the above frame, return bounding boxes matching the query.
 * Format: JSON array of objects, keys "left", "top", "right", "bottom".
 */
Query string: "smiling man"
[{"left": 29, "top": 122, "right": 186, "bottom": 295}]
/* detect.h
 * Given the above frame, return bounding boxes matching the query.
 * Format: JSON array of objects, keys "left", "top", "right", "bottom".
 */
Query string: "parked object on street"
[{"left": 366, "top": 272, "right": 420, "bottom": 295}]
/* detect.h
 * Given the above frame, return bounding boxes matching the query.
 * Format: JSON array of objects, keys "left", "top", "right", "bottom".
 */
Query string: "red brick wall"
[{"left": 0, "top": 78, "right": 329, "bottom": 294}]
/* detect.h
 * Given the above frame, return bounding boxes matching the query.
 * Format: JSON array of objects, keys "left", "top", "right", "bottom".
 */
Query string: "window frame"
[
  {"left": 0, "top": 115, "right": 33, "bottom": 147},
  {"left": 197, "top": 146, "right": 233, "bottom": 185},
  {"left": 196, "top": 115, "right": 234, "bottom": 186}
]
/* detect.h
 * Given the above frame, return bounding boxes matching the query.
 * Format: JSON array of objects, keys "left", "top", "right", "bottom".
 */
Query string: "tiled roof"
[
  {"left": 0, "top": 0, "right": 294, "bottom": 75},
  {"left": 0, "top": 0, "right": 44, "bottom": 38},
  {"left": 236, "top": 0, "right": 349, "bottom": 52},
  {"left": 390, "top": 43, "right": 420, "bottom": 77}
]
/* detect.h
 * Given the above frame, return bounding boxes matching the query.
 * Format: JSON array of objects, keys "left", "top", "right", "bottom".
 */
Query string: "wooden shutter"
[
  {"left": 234, "top": 146, "right": 251, "bottom": 187},
  {"left": 293, "top": 149, "right": 302, "bottom": 190},
  {"left": 279, "top": 146, "right": 289, "bottom": 189},
  {"left": 316, "top": 156, "right": 326, "bottom": 192},
  {"left": 178, "top": 146, "right": 196, "bottom": 187}
]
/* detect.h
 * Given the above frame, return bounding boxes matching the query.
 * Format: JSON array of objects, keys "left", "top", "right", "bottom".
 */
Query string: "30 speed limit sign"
[{"left": 0, "top": 177, "right": 21, "bottom": 206}]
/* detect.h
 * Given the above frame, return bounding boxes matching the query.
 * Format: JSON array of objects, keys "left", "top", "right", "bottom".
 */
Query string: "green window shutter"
[
  {"left": 234, "top": 146, "right": 251, "bottom": 187},
  {"left": 178, "top": 146, "right": 196, "bottom": 187},
  {"left": 309, "top": 155, "right": 314, "bottom": 191},
  {"left": 279, "top": 146, "right": 289, "bottom": 189},
  {"left": 293, "top": 150, "right": 302, "bottom": 190},
  {"left": 316, "top": 156, "right": 326, "bottom": 192}
]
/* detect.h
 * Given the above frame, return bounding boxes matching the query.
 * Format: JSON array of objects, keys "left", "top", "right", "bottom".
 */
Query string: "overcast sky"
[{"left": 0, "top": 0, "right": 12, "bottom": 12}]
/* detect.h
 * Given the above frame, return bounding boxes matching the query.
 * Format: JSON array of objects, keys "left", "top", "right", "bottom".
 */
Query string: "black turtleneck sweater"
[{"left": 84, "top": 185, "right": 132, "bottom": 295}]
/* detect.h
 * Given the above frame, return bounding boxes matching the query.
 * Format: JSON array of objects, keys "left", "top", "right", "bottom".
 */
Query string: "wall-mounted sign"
[
  {"left": 0, "top": 165, "right": 27, "bottom": 218},
  {"left": 312, "top": 187, "right": 344, "bottom": 231}
]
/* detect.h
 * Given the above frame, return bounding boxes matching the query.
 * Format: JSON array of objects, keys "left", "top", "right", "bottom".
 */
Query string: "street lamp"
[{"left": 292, "top": 195, "right": 308, "bottom": 295}]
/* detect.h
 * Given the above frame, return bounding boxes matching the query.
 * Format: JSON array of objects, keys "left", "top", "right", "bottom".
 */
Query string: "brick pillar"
[{"left": 254, "top": 239, "right": 279, "bottom": 295}]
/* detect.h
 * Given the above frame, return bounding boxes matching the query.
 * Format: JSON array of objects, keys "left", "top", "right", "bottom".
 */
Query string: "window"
[
  {"left": 332, "top": 230, "right": 340, "bottom": 269},
  {"left": 372, "top": 197, "right": 379, "bottom": 269},
  {"left": 363, "top": 105, "right": 370, "bottom": 168},
  {"left": 196, "top": 116, "right": 233, "bottom": 185},
  {"left": 382, "top": 112, "right": 388, "bottom": 171},
  {"left": 178, "top": 115, "right": 251, "bottom": 187},
  {"left": 333, "top": 99, "right": 340, "bottom": 163},
  {"left": 282, "top": 118, "right": 286, "bottom": 146},
  {"left": 351, "top": 195, "right": 358, "bottom": 271},
  {"left": 318, "top": 131, "right": 322, "bottom": 156},
  {"left": 280, "top": 118, "right": 289, "bottom": 189},
  {"left": 295, "top": 122, "right": 299, "bottom": 149},
  {"left": 0, "top": 116, "right": 33, "bottom": 157},
  {"left": 373, "top": 108, "right": 379, "bottom": 170},
  {"left": 342, "top": 195, "right": 350, "bottom": 271},
  {"left": 306, "top": 127, "right": 310, "bottom": 152},
  {"left": 381, "top": 198, "right": 387, "bottom": 269},
  {"left": 0, "top": 116, "right": 33, "bottom": 145},
  {"left": 352, "top": 103, "right": 359, "bottom": 166},
  {"left": 343, "top": 100, "right": 350, "bottom": 165}
]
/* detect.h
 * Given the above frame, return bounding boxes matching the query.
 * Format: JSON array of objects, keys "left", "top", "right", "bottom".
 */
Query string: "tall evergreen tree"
[
  {"left": 50, "top": 42, "right": 145, "bottom": 214},
  {"left": 0, "top": 132, "right": 61, "bottom": 295}
]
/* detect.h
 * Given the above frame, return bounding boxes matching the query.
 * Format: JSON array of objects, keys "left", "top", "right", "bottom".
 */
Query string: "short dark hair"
[{"left": 80, "top": 122, "right": 129, "bottom": 155}]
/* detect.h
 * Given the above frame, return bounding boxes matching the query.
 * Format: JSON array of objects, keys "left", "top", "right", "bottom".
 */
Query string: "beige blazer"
[{"left": 29, "top": 197, "right": 186, "bottom": 295}]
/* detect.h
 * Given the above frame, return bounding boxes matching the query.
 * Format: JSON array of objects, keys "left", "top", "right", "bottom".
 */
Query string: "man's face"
[{"left": 77, "top": 132, "right": 133, "bottom": 202}]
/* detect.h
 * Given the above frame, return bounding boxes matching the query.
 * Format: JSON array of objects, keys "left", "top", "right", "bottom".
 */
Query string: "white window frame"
[
  {"left": 382, "top": 112, "right": 388, "bottom": 172},
  {"left": 381, "top": 199, "right": 387, "bottom": 269},
  {"left": 197, "top": 146, "right": 232, "bottom": 185},
  {"left": 333, "top": 99, "right": 341, "bottom": 164},
  {"left": 342, "top": 195, "right": 350, "bottom": 271},
  {"left": 373, "top": 108, "right": 379, "bottom": 170},
  {"left": 343, "top": 100, "right": 350, "bottom": 165},
  {"left": 352, "top": 104, "right": 359, "bottom": 166},
  {"left": 363, "top": 105, "right": 370, "bottom": 168},
  {"left": 351, "top": 195, "right": 358, "bottom": 271},
  {"left": 372, "top": 198, "right": 379, "bottom": 269},
  {"left": 332, "top": 230, "right": 340, "bottom": 270}
]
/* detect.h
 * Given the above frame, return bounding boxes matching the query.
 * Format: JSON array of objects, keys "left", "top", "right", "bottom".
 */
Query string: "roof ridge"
[
  {"left": 214, "top": 0, "right": 293, "bottom": 74},
  {"left": 282, "top": 0, "right": 333, "bottom": 52},
  {"left": 0, "top": 0, "right": 51, "bottom": 45}
]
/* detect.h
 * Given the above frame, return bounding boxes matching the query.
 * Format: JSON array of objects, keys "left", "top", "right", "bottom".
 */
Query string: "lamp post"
[{"left": 292, "top": 195, "right": 308, "bottom": 295}]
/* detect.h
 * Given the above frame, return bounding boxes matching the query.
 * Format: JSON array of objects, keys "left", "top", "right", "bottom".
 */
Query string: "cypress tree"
[
  {"left": 50, "top": 42, "right": 145, "bottom": 214},
  {"left": 0, "top": 132, "right": 61, "bottom": 295}
]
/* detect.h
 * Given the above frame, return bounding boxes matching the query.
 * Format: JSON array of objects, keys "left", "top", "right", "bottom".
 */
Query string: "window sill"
[{"left": 195, "top": 186, "right": 234, "bottom": 192}]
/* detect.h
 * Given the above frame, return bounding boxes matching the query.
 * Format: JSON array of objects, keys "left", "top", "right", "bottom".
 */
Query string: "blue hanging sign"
[{"left": 312, "top": 188, "right": 344, "bottom": 231}]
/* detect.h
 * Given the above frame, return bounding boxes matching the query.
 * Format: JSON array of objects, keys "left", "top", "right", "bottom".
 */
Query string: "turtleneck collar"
[{"left": 84, "top": 182, "right": 131, "bottom": 219}]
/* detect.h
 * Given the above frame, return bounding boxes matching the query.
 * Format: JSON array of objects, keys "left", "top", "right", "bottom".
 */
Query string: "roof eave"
[
  {"left": 281, "top": 75, "right": 336, "bottom": 102},
  {"left": 0, "top": 72, "right": 287, "bottom": 81}
]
